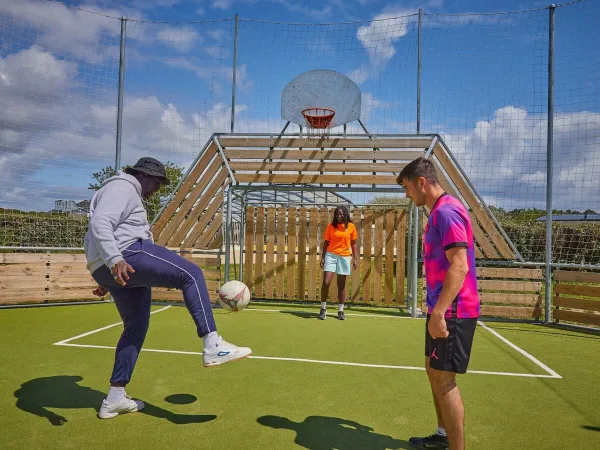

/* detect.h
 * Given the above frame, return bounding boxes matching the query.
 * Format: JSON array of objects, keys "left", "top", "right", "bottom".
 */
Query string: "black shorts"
[{"left": 425, "top": 315, "right": 478, "bottom": 374}]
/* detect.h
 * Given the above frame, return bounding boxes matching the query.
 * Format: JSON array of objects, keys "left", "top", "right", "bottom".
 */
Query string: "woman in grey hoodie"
[{"left": 85, "top": 157, "right": 251, "bottom": 420}]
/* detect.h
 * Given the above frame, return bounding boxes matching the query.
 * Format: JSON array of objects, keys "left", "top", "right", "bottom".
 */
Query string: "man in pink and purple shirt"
[{"left": 398, "top": 157, "right": 480, "bottom": 450}]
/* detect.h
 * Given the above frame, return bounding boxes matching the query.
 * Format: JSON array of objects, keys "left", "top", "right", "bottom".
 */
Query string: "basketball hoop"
[{"left": 302, "top": 107, "right": 335, "bottom": 138}]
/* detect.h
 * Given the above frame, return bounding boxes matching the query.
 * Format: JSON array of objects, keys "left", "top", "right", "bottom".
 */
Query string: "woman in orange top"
[{"left": 319, "top": 206, "right": 359, "bottom": 320}]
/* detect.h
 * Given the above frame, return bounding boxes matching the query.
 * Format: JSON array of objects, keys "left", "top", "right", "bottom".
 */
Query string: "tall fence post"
[
  {"left": 225, "top": 186, "right": 233, "bottom": 283},
  {"left": 115, "top": 17, "right": 127, "bottom": 172},
  {"left": 230, "top": 14, "right": 239, "bottom": 133},
  {"left": 417, "top": 8, "right": 422, "bottom": 134},
  {"left": 545, "top": 4, "right": 556, "bottom": 324},
  {"left": 411, "top": 205, "right": 420, "bottom": 318}
]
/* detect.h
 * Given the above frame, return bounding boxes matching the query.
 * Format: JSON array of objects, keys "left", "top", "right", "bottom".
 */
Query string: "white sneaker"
[
  {"left": 98, "top": 395, "right": 145, "bottom": 419},
  {"left": 203, "top": 338, "right": 252, "bottom": 367}
]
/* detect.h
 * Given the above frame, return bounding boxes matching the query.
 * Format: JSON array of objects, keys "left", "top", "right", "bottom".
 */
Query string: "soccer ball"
[{"left": 218, "top": 280, "right": 251, "bottom": 312}]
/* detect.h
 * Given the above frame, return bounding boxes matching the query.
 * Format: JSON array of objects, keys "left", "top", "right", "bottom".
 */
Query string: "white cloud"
[
  {"left": 157, "top": 26, "right": 202, "bottom": 52},
  {"left": 0, "top": 0, "right": 126, "bottom": 64},
  {"left": 441, "top": 106, "right": 600, "bottom": 211},
  {"left": 350, "top": 8, "right": 416, "bottom": 84}
]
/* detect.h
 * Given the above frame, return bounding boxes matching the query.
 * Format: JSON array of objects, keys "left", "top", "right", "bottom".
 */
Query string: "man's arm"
[
  {"left": 89, "top": 182, "right": 136, "bottom": 270},
  {"left": 428, "top": 247, "right": 469, "bottom": 339}
]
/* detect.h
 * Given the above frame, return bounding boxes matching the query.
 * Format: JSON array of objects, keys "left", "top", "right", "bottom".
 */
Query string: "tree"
[{"left": 88, "top": 162, "right": 184, "bottom": 223}]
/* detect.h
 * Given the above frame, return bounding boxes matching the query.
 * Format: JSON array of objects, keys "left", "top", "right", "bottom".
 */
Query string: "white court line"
[
  {"left": 477, "top": 321, "right": 562, "bottom": 379},
  {"left": 54, "top": 342, "right": 559, "bottom": 378},
  {"left": 246, "top": 308, "right": 422, "bottom": 319},
  {"left": 53, "top": 306, "right": 172, "bottom": 345},
  {"left": 52, "top": 305, "right": 560, "bottom": 379}
]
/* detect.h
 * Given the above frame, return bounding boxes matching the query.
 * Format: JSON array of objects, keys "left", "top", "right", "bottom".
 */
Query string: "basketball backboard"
[{"left": 281, "top": 69, "right": 361, "bottom": 130}]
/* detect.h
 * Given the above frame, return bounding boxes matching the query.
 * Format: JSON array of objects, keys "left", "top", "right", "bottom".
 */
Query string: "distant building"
[
  {"left": 536, "top": 214, "right": 600, "bottom": 224},
  {"left": 52, "top": 199, "right": 90, "bottom": 214}
]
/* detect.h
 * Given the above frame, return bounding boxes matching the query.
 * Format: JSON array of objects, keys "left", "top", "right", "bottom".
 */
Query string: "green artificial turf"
[{"left": 1, "top": 302, "right": 599, "bottom": 449}]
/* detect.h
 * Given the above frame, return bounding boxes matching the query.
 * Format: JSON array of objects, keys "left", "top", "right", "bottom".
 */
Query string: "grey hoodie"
[{"left": 84, "top": 171, "right": 153, "bottom": 274}]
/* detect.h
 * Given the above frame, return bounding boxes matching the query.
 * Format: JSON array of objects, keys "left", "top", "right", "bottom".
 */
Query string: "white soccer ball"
[{"left": 218, "top": 280, "right": 251, "bottom": 312}]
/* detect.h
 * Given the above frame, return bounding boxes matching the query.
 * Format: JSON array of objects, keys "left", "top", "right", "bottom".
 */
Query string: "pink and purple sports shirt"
[{"left": 423, "top": 193, "right": 480, "bottom": 319}]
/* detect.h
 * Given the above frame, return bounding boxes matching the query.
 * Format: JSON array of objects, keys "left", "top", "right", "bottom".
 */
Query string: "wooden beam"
[
  {"left": 219, "top": 137, "right": 432, "bottom": 149},
  {"left": 477, "top": 267, "right": 543, "bottom": 279},
  {"left": 224, "top": 149, "right": 422, "bottom": 161},
  {"left": 480, "top": 293, "right": 542, "bottom": 305},
  {"left": 555, "top": 296, "right": 600, "bottom": 312},
  {"left": 167, "top": 170, "right": 228, "bottom": 247},
  {"left": 197, "top": 213, "right": 223, "bottom": 249},
  {"left": 229, "top": 161, "right": 407, "bottom": 173},
  {"left": 157, "top": 157, "right": 224, "bottom": 245},
  {"left": 478, "top": 280, "right": 542, "bottom": 292},
  {"left": 553, "top": 270, "right": 600, "bottom": 283},
  {"left": 555, "top": 283, "right": 600, "bottom": 298},
  {"left": 182, "top": 194, "right": 225, "bottom": 248},
  {"left": 554, "top": 309, "right": 600, "bottom": 326},
  {"left": 433, "top": 144, "right": 515, "bottom": 259},
  {"left": 480, "top": 305, "right": 542, "bottom": 318},
  {"left": 235, "top": 174, "right": 398, "bottom": 185},
  {"left": 432, "top": 159, "right": 499, "bottom": 259},
  {"left": 153, "top": 143, "right": 218, "bottom": 237}
]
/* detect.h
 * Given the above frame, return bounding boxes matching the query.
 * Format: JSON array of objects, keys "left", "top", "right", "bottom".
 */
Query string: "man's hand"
[
  {"left": 111, "top": 260, "right": 135, "bottom": 286},
  {"left": 320, "top": 258, "right": 325, "bottom": 269},
  {"left": 428, "top": 311, "right": 449, "bottom": 339},
  {"left": 92, "top": 286, "right": 108, "bottom": 297},
  {"left": 352, "top": 257, "right": 358, "bottom": 270}
]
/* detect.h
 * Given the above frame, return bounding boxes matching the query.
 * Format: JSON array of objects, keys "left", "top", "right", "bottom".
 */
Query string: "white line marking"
[
  {"left": 53, "top": 306, "right": 172, "bottom": 345},
  {"left": 246, "top": 308, "right": 424, "bottom": 319},
  {"left": 477, "top": 321, "right": 562, "bottom": 379},
  {"left": 55, "top": 342, "right": 559, "bottom": 378}
]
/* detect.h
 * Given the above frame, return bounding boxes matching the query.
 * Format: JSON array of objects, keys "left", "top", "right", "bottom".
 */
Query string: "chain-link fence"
[{"left": 0, "top": 0, "right": 598, "bottom": 269}]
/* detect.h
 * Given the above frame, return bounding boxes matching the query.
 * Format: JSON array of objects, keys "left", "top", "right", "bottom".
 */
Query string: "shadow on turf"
[
  {"left": 582, "top": 425, "right": 600, "bottom": 432},
  {"left": 257, "top": 415, "right": 410, "bottom": 449},
  {"left": 14, "top": 376, "right": 216, "bottom": 426}
]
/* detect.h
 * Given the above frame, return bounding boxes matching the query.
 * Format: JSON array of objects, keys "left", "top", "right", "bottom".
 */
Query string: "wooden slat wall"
[
  {"left": 153, "top": 254, "right": 221, "bottom": 304},
  {"left": 240, "top": 206, "right": 410, "bottom": 306},
  {"left": 373, "top": 210, "right": 384, "bottom": 304},
  {"left": 0, "top": 254, "right": 100, "bottom": 305},
  {"left": 396, "top": 211, "right": 407, "bottom": 304},
  {"left": 254, "top": 208, "right": 265, "bottom": 298},
  {"left": 264, "top": 208, "right": 276, "bottom": 299},
  {"left": 433, "top": 144, "right": 514, "bottom": 259},
  {"left": 362, "top": 210, "right": 373, "bottom": 302},
  {"left": 0, "top": 252, "right": 221, "bottom": 305},
  {"left": 243, "top": 207, "right": 255, "bottom": 289},
  {"left": 307, "top": 209, "right": 319, "bottom": 300},
  {"left": 286, "top": 209, "right": 297, "bottom": 299},
  {"left": 553, "top": 270, "right": 600, "bottom": 327},
  {"left": 477, "top": 266, "right": 543, "bottom": 319},
  {"left": 384, "top": 210, "right": 395, "bottom": 304},
  {"left": 297, "top": 208, "right": 308, "bottom": 301},
  {"left": 275, "top": 207, "right": 286, "bottom": 299},
  {"left": 352, "top": 209, "right": 362, "bottom": 303}
]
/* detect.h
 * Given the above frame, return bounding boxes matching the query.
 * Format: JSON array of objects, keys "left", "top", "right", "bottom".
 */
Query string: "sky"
[{"left": 0, "top": 0, "right": 598, "bottom": 213}]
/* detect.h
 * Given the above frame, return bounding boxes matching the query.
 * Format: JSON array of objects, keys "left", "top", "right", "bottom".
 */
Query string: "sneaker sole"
[
  {"left": 203, "top": 351, "right": 252, "bottom": 368},
  {"left": 98, "top": 402, "right": 144, "bottom": 419}
]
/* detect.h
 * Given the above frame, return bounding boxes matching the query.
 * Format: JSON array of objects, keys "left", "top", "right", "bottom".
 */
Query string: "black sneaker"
[
  {"left": 337, "top": 311, "right": 346, "bottom": 320},
  {"left": 408, "top": 433, "right": 448, "bottom": 449},
  {"left": 318, "top": 309, "right": 327, "bottom": 320}
]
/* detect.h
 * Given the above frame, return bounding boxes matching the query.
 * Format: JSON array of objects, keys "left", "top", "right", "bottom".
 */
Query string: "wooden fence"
[
  {"left": 553, "top": 270, "right": 600, "bottom": 327},
  {"left": 422, "top": 266, "right": 544, "bottom": 320},
  {"left": 243, "top": 207, "right": 408, "bottom": 305},
  {"left": 0, "top": 252, "right": 221, "bottom": 306}
]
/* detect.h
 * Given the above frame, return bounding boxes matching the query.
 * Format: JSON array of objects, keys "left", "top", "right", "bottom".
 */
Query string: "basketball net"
[{"left": 302, "top": 107, "right": 335, "bottom": 139}]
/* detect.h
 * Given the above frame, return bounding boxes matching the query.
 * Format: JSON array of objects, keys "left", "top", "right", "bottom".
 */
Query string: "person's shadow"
[
  {"left": 257, "top": 415, "right": 410, "bottom": 449},
  {"left": 281, "top": 310, "right": 318, "bottom": 319},
  {"left": 14, "top": 376, "right": 216, "bottom": 426}
]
